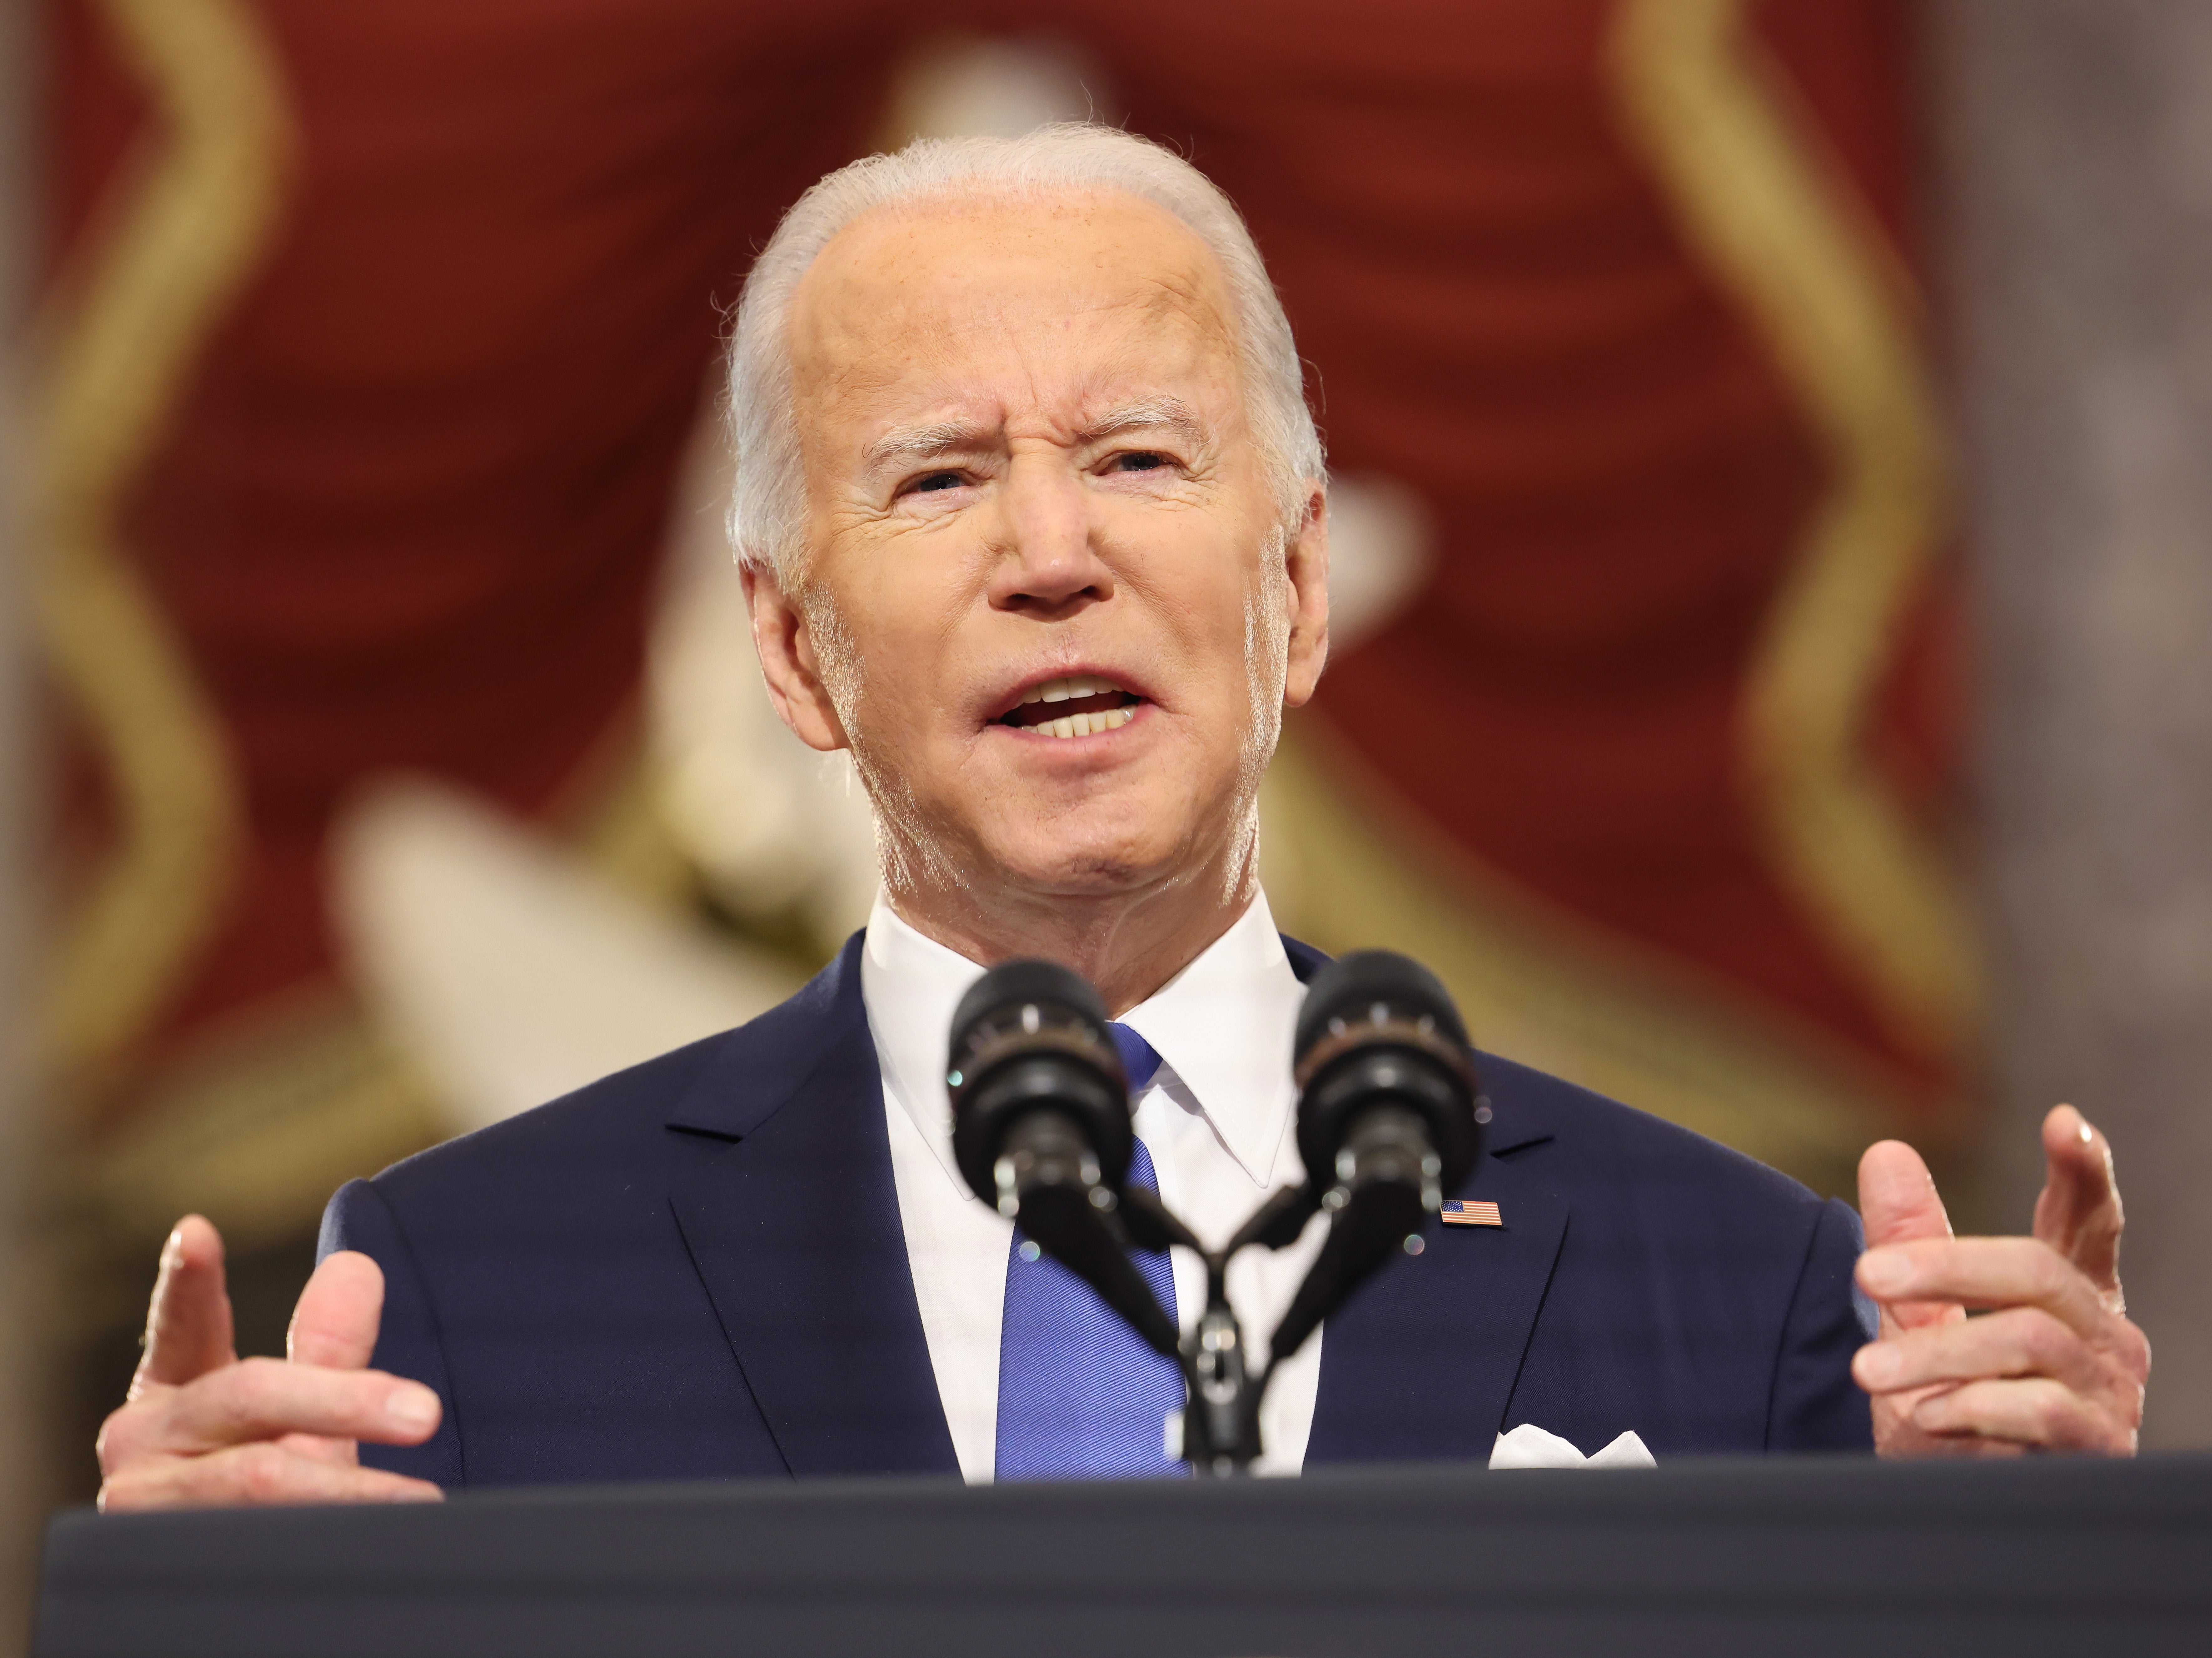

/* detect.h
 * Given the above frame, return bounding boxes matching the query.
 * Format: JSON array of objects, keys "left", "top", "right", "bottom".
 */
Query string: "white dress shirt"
[{"left": 863, "top": 889, "right": 1327, "bottom": 1482}]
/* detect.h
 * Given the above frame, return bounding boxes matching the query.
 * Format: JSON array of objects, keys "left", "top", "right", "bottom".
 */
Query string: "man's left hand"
[{"left": 1852, "top": 1105, "right": 2149, "bottom": 1456}]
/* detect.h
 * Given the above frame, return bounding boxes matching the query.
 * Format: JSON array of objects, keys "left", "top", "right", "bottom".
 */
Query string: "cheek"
[
  {"left": 1144, "top": 542, "right": 1276, "bottom": 690},
  {"left": 829, "top": 572, "right": 970, "bottom": 749}
]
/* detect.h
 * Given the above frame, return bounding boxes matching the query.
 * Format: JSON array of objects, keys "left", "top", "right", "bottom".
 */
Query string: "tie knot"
[{"left": 1108, "top": 1022, "right": 1162, "bottom": 1095}]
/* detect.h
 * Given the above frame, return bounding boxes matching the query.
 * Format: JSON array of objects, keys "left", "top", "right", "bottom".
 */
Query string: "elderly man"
[{"left": 97, "top": 127, "right": 2147, "bottom": 1508}]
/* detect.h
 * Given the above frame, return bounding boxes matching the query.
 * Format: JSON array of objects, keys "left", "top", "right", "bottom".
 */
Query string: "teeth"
[
  {"left": 1020, "top": 672, "right": 1123, "bottom": 707},
  {"left": 1033, "top": 704, "right": 1135, "bottom": 740}
]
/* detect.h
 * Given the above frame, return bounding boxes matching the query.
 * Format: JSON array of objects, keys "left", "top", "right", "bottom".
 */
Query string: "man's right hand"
[{"left": 95, "top": 1214, "right": 445, "bottom": 1509}]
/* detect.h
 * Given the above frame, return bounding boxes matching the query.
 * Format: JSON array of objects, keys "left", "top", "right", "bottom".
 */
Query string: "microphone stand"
[
  {"left": 956, "top": 951, "right": 1478, "bottom": 1478},
  {"left": 1115, "top": 1182, "right": 1323, "bottom": 1476}
]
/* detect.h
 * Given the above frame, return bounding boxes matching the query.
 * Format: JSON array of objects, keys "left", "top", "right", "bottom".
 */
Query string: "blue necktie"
[{"left": 993, "top": 1023, "right": 1186, "bottom": 1480}]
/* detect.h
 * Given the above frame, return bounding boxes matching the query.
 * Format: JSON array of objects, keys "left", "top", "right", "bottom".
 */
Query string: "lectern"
[{"left": 37, "top": 1455, "right": 2212, "bottom": 1658}]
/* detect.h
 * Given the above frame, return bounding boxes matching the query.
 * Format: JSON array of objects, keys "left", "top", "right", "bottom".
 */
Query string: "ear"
[
  {"left": 742, "top": 560, "right": 850, "bottom": 753},
  {"left": 1281, "top": 483, "right": 1331, "bottom": 709}
]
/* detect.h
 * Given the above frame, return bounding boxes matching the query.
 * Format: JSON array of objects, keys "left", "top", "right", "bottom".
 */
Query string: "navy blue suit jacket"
[{"left": 323, "top": 933, "right": 1875, "bottom": 1487}]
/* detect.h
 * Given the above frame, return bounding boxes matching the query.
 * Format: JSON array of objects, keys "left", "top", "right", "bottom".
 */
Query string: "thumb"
[
  {"left": 1857, "top": 1139, "right": 1953, "bottom": 1249},
  {"left": 287, "top": 1250, "right": 387, "bottom": 1370},
  {"left": 1856, "top": 1141, "right": 1959, "bottom": 1338},
  {"left": 133, "top": 1215, "right": 237, "bottom": 1394}
]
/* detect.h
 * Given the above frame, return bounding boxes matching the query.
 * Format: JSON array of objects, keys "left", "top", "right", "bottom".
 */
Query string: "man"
[{"left": 96, "top": 127, "right": 2147, "bottom": 1508}]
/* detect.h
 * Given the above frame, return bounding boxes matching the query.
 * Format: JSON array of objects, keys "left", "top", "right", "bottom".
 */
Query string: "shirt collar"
[
  {"left": 1114, "top": 891, "right": 1301, "bottom": 1186},
  {"left": 860, "top": 890, "right": 1303, "bottom": 1192}
]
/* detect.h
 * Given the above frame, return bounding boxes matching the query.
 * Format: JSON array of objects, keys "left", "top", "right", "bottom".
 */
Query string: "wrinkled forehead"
[{"left": 785, "top": 186, "right": 1244, "bottom": 409}]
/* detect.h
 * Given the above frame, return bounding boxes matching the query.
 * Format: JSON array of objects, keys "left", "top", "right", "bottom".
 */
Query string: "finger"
[
  {"left": 1853, "top": 1305, "right": 2106, "bottom": 1398},
  {"left": 2032, "top": 1105, "right": 2124, "bottom": 1301},
  {"left": 133, "top": 1216, "right": 236, "bottom": 1394},
  {"left": 160, "top": 1358, "right": 441, "bottom": 1453},
  {"left": 1851, "top": 1278, "right": 1965, "bottom": 1337},
  {"left": 99, "top": 1442, "right": 443, "bottom": 1512},
  {"left": 287, "top": 1251, "right": 386, "bottom": 1370},
  {"left": 274, "top": 1431, "right": 362, "bottom": 1468},
  {"left": 1908, "top": 1376, "right": 2133, "bottom": 1453},
  {"left": 1857, "top": 1237, "right": 2115, "bottom": 1340},
  {"left": 1857, "top": 1140, "right": 1953, "bottom": 1250},
  {"left": 94, "top": 1399, "right": 164, "bottom": 1477}
]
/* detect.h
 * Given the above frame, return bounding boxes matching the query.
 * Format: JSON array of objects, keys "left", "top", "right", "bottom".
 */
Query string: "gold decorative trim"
[
  {"left": 78, "top": 990, "right": 445, "bottom": 1251},
  {"left": 1262, "top": 720, "right": 1944, "bottom": 1198},
  {"left": 1607, "top": 0, "right": 1978, "bottom": 1062},
  {"left": 27, "top": 0, "right": 295, "bottom": 1076}
]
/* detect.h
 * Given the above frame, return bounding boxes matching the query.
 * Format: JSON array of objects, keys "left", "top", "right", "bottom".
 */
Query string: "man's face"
[{"left": 758, "top": 189, "right": 1327, "bottom": 912}]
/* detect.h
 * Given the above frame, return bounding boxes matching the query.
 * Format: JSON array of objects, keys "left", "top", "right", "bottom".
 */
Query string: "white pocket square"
[{"left": 1489, "top": 1423, "right": 1656, "bottom": 1469}]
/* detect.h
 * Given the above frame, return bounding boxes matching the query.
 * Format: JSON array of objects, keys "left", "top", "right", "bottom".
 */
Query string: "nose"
[{"left": 986, "top": 454, "right": 1114, "bottom": 619}]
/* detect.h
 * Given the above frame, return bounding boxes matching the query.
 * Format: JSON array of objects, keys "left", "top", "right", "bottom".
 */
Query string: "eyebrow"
[
  {"left": 860, "top": 397, "right": 1209, "bottom": 476},
  {"left": 862, "top": 419, "right": 987, "bottom": 475},
  {"left": 1080, "top": 397, "right": 1206, "bottom": 447}
]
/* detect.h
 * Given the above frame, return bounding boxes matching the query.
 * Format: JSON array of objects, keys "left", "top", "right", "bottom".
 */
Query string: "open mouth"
[{"left": 995, "top": 673, "right": 1147, "bottom": 740}]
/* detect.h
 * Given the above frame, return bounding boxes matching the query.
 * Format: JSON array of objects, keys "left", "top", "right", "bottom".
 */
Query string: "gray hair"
[{"left": 723, "top": 123, "right": 1325, "bottom": 581}]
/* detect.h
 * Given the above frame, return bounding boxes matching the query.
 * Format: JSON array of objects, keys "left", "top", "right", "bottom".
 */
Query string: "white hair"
[{"left": 723, "top": 123, "right": 1326, "bottom": 581}]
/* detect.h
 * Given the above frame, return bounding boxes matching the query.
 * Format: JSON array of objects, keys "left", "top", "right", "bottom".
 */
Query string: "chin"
[
  {"left": 1002, "top": 849, "right": 1162, "bottom": 900},
  {"left": 987, "top": 823, "right": 1184, "bottom": 900}
]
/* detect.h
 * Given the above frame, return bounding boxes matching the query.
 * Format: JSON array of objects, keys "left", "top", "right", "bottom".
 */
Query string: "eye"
[
  {"left": 1105, "top": 450, "right": 1174, "bottom": 474},
  {"left": 909, "top": 470, "right": 966, "bottom": 494}
]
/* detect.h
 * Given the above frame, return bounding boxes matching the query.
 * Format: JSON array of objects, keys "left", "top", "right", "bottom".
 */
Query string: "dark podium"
[{"left": 37, "top": 1456, "right": 2212, "bottom": 1658}]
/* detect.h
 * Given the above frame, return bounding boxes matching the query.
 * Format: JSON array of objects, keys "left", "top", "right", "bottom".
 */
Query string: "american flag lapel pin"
[{"left": 1441, "top": 1199, "right": 1502, "bottom": 1227}]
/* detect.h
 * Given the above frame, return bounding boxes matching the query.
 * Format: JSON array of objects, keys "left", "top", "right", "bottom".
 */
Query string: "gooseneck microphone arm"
[
  {"left": 1117, "top": 1186, "right": 1304, "bottom": 1473},
  {"left": 947, "top": 951, "right": 1480, "bottom": 1477},
  {"left": 1265, "top": 952, "right": 1482, "bottom": 1374}
]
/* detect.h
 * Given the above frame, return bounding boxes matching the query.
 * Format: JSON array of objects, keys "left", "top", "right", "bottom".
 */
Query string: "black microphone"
[
  {"left": 947, "top": 961, "right": 1180, "bottom": 1358},
  {"left": 1269, "top": 950, "right": 1481, "bottom": 1365}
]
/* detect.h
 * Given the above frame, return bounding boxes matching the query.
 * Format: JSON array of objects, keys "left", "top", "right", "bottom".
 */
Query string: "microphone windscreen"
[
  {"left": 1295, "top": 949, "right": 1469, "bottom": 1067},
  {"left": 950, "top": 959, "right": 1112, "bottom": 1072},
  {"left": 947, "top": 959, "right": 1133, "bottom": 1202},
  {"left": 1291, "top": 950, "right": 1478, "bottom": 1202}
]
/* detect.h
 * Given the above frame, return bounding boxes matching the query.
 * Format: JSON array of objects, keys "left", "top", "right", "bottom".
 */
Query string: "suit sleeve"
[
  {"left": 1765, "top": 1195, "right": 1878, "bottom": 1453},
  {"left": 318, "top": 1177, "right": 466, "bottom": 1487}
]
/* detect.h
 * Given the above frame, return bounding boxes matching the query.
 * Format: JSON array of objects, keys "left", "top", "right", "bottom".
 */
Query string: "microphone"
[
  {"left": 947, "top": 961, "right": 1180, "bottom": 1358},
  {"left": 1268, "top": 950, "right": 1481, "bottom": 1365}
]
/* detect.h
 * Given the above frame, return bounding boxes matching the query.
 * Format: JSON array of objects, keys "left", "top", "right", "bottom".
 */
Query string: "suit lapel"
[{"left": 667, "top": 935, "right": 959, "bottom": 1478}]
